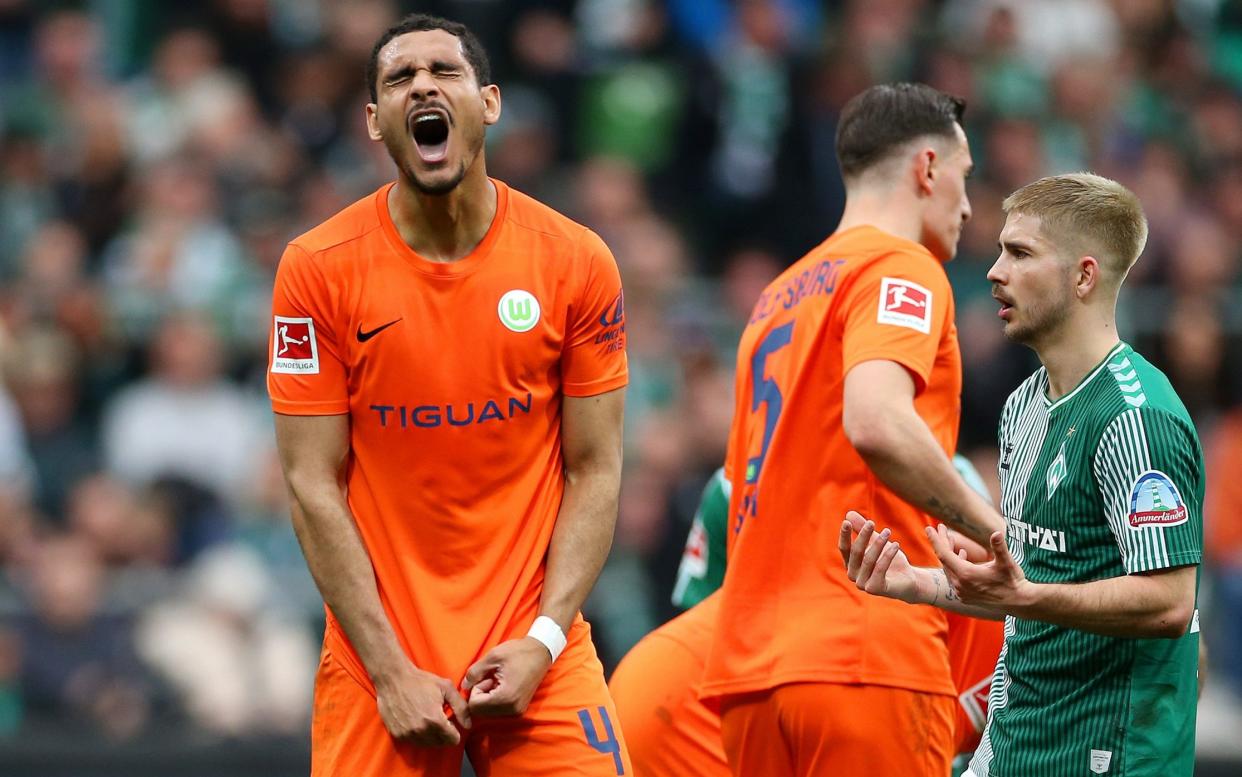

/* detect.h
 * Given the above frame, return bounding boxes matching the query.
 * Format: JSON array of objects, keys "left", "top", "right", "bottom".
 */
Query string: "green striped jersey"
[
  {"left": 970, "top": 343, "right": 1203, "bottom": 777},
  {"left": 672, "top": 468, "right": 730, "bottom": 609}
]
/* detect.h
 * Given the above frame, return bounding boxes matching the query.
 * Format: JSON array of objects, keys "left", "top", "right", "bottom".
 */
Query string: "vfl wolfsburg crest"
[{"left": 497, "top": 290, "right": 540, "bottom": 332}]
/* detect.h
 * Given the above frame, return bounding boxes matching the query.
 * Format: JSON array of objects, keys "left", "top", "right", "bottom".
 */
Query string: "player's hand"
[
  {"left": 838, "top": 511, "right": 927, "bottom": 604},
  {"left": 945, "top": 526, "right": 993, "bottom": 562},
  {"left": 927, "top": 523, "right": 1030, "bottom": 609},
  {"left": 374, "top": 664, "right": 471, "bottom": 746},
  {"left": 462, "top": 637, "right": 552, "bottom": 717}
]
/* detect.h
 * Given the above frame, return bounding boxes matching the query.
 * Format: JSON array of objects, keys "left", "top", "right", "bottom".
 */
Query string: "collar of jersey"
[
  {"left": 1041, "top": 341, "right": 1128, "bottom": 412},
  {"left": 829, "top": 224, "right": 937, "bottom": 261},
  {"left": 376, "top": 178, "right": 510, "bottom": 278}
]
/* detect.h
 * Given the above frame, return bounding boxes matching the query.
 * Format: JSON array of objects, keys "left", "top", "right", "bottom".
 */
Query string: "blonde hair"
[{"left": 1003, "top": 173, "right": 1148, "bottom": 283}]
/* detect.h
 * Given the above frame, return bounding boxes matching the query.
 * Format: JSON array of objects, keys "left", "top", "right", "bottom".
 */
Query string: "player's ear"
[
  {"left": 366, "top": 102, "right": 383, "bottom": 141},
  {"left": 914, "top": 147, "right": 936, "bottom": 196},
  {"left": 1075, "top": 256, "right": 1101, "bottom": 299},
  {"left": 481, "top": 84, "right": 501, "bottom": 126}
]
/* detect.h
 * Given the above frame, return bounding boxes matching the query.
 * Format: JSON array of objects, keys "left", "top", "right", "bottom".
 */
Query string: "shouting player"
[
  {"left": 843, "top": 174, "right": 1202, "bottom": 777},
  {"left": 268, "top": 14, "right": 630, "bottom": 777},
  {"left": 700, "top": 82, "right": 1006, "bottom": 777}
]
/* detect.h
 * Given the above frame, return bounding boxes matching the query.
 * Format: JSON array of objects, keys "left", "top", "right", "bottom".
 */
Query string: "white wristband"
[{"left": 527, "top": 616, "right": 567, "bottom": 663}]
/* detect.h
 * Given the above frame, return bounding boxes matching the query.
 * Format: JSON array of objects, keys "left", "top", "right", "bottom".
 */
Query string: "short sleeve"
[
  {"left": 840, "top": 252, "right": 952, "bottom": 395},
  {"left": 267, "top": 244, "right": 349, "bottom": 415},
  {"left": 562, "top": 229, "right": 628, "bottom": 397},
  {"left": 671, "top": 469, "right": 731, "bottom": 609},
  {"left": 1093, "top": 408, "right": 1203, "bottom": 574}
]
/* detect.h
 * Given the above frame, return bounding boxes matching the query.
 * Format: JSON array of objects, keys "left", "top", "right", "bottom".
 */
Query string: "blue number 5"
[
  {"left": 746, "top": 321, "right": 794, "bottom": 484},
  {"left": 578, "top": 706, "right": 624, "bottom": 775}
]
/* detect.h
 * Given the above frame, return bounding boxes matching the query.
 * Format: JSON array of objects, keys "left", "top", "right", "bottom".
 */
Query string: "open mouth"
[
  {"left": 992, "top": 292, "right": 1014, "bottom": 320},
  {"left": 411, "top": 111, "right": 450, "bottom": 164}
]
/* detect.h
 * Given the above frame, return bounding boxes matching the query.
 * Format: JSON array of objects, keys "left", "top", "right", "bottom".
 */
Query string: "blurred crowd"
[{"left": 1, "top": 0, "right": 1241, "bottom": 746}]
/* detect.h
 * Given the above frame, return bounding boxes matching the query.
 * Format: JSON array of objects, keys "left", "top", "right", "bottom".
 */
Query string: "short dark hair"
[
  {"left": 835, "top": 83, "right": 966, "bottom": 180},
  {"left": 366, "top": 13, "right": 492, "bottom": 103}
]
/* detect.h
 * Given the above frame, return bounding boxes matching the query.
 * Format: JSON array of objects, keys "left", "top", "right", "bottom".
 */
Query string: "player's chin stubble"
[
  {"left": 408, "top": 164, "right": 468, "bottom": 196},
  {"left": 1005, "top": 298, "right": 1068, "bottom": 346}
]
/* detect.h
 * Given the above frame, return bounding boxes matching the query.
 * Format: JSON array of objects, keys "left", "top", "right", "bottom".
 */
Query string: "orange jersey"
[
  {"left": 703, "top": 225, "right": 962, "bottom": 700},
  {"left": 945, "top": 612, "right": 1004, "bottom": 754},
  {"left": 268, "top": 179, "right": 627, "bottom": 685}
]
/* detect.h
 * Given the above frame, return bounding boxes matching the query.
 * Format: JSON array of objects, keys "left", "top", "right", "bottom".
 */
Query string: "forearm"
[
  {"left": 1007, "top": 573, "right": 1194, "bottom": 639},
  {"left": 287, "top": 478, "right": 410, "bottom": 683},
  {"left": 539, "top": 467, "right": 620, "bottom": 633},
  {"left": 856, "top": 411, "right": 1003, "bottom": 544}
]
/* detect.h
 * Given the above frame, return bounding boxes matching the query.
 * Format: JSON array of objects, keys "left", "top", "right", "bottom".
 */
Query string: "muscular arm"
[
  {"left": 926, "top": 525, "right": 1196, "bottom": 639},
  {"left": 540, "top": 387, "right": 625, "bottom": 632},
  {"left": 843, "top": 360, "right": 1004, "bottom": 544},
  {"left": 275, "top": 414, "right": 408, "bottom": 680},
  {"left": 1006, "top": 566, "right": 1196, "bottom": 638},
  {"left": 878, "top": 562, "right": 1194, "bottom": 637},
  {"left": 274, "top": 413, "right": 468, "bottom": 743},
  {"left": 844, "top": 516, "right": 1196, "bottom": 637},
  {"left": 840, "top": 516, "right": 1004, "bottom": 620}
]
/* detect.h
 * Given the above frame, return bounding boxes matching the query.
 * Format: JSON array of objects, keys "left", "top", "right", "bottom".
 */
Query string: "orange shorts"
[
  {"left": 945, "top": 613, "right": 1004, "bottom": 754},
  {"left": 719, "top": 682, "right": 955, "bottom": 777},
  {"left": 311, "top": 620, "right": 632, "bottom": 777},
  {"left": 608, "top": 599, "right": 730, "bottom": 777}
]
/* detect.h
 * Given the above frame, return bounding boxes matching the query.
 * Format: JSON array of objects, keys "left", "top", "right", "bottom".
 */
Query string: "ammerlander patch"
[{"left": 1127, "top": 470, "right": 1188, "bottom": 529}]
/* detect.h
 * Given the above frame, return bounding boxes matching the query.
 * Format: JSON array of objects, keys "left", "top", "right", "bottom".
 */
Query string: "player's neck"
[
  {"left": 836, "top": 190, "right": 923, "bottom": 248},
  {"left": 389, "top": 165, "right": 497, "bottom": 263},
  {"left": 1036, "top": 310, "right": 1121, "bottom": 402}
]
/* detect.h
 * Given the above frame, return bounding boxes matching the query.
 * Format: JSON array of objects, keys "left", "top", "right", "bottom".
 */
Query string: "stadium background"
[{"left": 1, "top": 0, "right": 1241, "bottom": 774}]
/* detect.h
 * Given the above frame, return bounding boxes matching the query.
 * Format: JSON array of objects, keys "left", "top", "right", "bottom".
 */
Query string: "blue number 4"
[
  {"left": 578, "top": 706, "right": 624, "bottom": 775},
  {"left": 746, "top": 321, "right": 794, "bottom": 484}
]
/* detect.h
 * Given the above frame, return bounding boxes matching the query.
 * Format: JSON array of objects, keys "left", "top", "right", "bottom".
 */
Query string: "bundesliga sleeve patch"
[
  {"left": 272, "top": 316, "right": 320, "bottom": 374},
  {"left": 876, "top": 277, "right": 933, "bottom": 334},
  {"left": 1126, "top": 470, "right": 1188, "bottom": 528},
  {"left": 679, "top": 519, "right": 709, "bottom": 578}
]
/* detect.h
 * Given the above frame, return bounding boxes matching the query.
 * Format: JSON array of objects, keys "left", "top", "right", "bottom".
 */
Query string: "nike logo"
[{"left": 356, "top": 318, "right": 402, "bottom": 342}]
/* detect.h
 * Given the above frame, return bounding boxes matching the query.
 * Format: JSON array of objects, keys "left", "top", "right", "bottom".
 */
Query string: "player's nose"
[
  {"left": 986, "top": 259, "right": 1005, "bottom": 283},
  {"left": 409, "top": 70, "right": 440, "bottom": 100}
]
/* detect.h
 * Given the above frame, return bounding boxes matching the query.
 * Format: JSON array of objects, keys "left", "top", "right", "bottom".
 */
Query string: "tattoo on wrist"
[{"left": 931, "top": 569, "right": 958, "bottom": 606}]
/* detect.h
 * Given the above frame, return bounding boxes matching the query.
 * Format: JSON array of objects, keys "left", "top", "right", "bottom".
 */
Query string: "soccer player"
[
  {"left": 268, "top": 14, "right": 630, "bottom": 777},
  {"left": 698, "top": 80, "right": 1009, "bottom": 777},
  {"left": 842, "top": 173, "right": 1202, "bottom": 777},
  {"left": 611, "top": 457, "right": 1003, "bottom": 777}
]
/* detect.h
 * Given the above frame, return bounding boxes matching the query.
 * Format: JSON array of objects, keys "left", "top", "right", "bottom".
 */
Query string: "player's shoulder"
[
  {"left": 835, "top": 225, "right": 941, "bottom": 270},
  {"left": 821, "top": 226, "right": 949, "bottom": 298},
  {"left": 287, "top": 186, "right": 386, "bottom": 260},
  {"left": 1097, "top": 345, "right": 1190, "bottom": 417},
  {"left": 500, "top": 181, "right": 604, "bottom": 255},
  {"left": 1092, "top": 345, "right": 1198, "bottom": 441}
]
